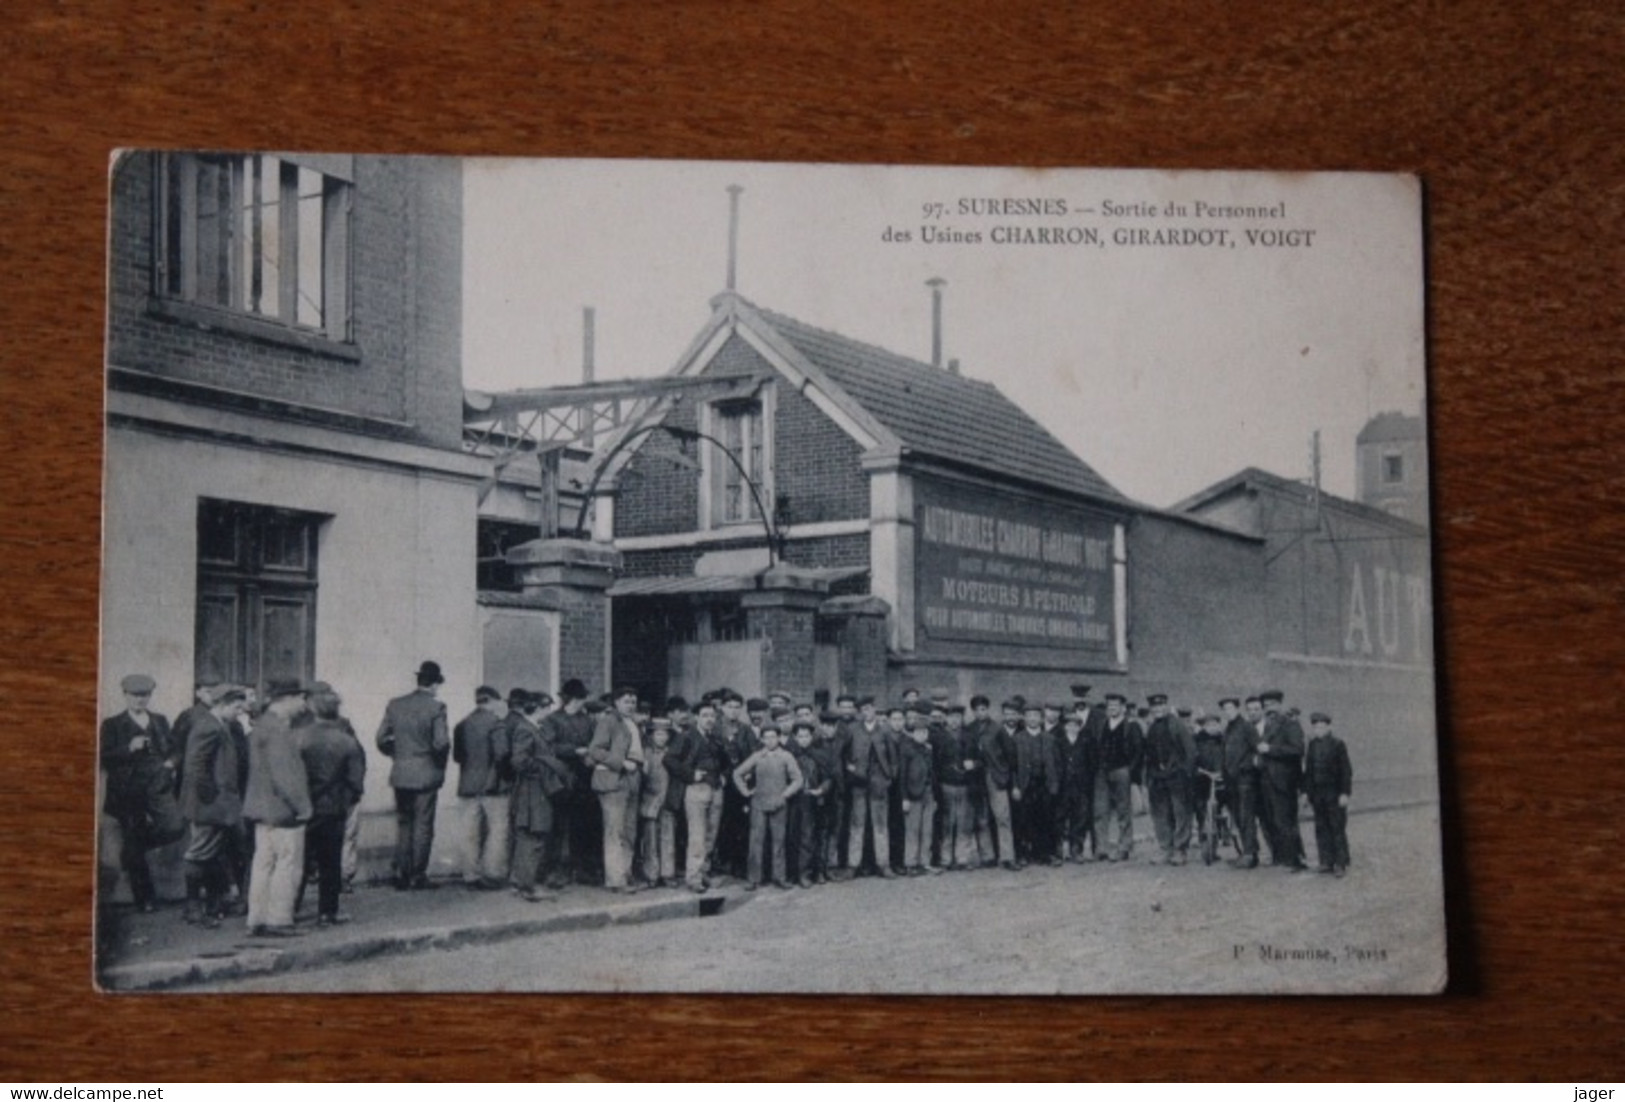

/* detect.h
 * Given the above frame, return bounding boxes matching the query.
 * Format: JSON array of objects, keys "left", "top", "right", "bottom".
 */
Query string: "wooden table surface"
[{"left": 3, "top": 0, "right": 1621, "bottom": 1082}]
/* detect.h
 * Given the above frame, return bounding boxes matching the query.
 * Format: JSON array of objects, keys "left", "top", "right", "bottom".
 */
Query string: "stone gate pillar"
[
  {"left": 506, "top": 538, "right": 621, "bottom": 694},
  {"left": 740, "top": 566, "right": 830, "bottom": 695},
  {"left": 817, "top": 594, "right": 891, "bottom": 701}
]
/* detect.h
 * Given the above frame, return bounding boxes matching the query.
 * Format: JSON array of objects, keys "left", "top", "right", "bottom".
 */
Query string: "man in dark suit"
[
  {"left": 1257, "top": 688, "right": 1308, "bottom": 871},
  {"left": 827, "top": 694, "right": 859, "bottom": 871},
  {"left": 541, "top": 678, "right": 597, "bottom": 887},
  {"left": 376, "top": 660, "right": 450, "bottom": 890},
  {"left": 1143, "top": 693, "right": 1195, "bottom": 865},
  {"left": 963, "top": 695, "right": 1000, "bottom": 866},
  {"left": 1093, "top": 693, "right": 1142, "bottom": 862},
  {"left": 1304, "top": 711, "right": 1354, "bottom": 876},
  {"left": 168, "top": 678, "right": 221, "bottom": 797},
  {"left": 100, "top": 673, "right": 177, "bottom": 912},
  {"left": 979, "top": 699, "right": 1021, "bottom": 869},
  {"left": 453, "top": 685, "right": 513, "bottom": 890},
  {"left": 1053, "top": 704, "right": 1099, "bottom": 863},
  {"left": 178, "top": 685, "right": 247, "bottom": 926},
  {"left": 509, "top": 691, "right": 574, "bottom": 901},
  {"left": 842, "top": 697, "right": 897, "bottom": 878},
  {"left": 300, "top": 683, "right": 366, "bottom": 926},
  {"left": 1011, "top": 704, "right": 1061, "bottom": 867}
]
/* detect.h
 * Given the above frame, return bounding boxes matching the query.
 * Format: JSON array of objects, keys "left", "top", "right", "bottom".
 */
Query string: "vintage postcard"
[{"left": 97, "top": 155, "right": 1442, "bottom": 993}]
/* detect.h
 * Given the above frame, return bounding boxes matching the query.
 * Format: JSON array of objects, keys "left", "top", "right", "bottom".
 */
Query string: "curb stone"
[{"left": 99, "top": 889, "right": 752, "bottom": 992}]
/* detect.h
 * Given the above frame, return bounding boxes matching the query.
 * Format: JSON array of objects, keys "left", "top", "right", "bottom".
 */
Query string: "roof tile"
[{"left": 755, "top": 305, "right": 1127, "bottom": 505}]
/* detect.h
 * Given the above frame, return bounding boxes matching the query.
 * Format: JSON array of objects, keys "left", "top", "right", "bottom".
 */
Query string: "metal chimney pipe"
[
  {"left": 726, "top": 185, "right": 744, "bottom": 291},
  {"left": 926, "top": 277, "right": 947, "bottom": 367},
  {"left": 582, "top": 306, "right": 596, "bottom": 447},
  {"left": 582, "top": 306, "right": 596, "bottom": 384}
]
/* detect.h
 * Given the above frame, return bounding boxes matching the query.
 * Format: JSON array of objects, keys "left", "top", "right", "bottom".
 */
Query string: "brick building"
[
  {"left": 584, "top": 290, "right": 1434, "bottom": 784},
  {"left": 600, "top": 291, "right": 1131, "bottom": 705},
  {"left": 101, "top": 152, "right": 485, "bottom": 890}
]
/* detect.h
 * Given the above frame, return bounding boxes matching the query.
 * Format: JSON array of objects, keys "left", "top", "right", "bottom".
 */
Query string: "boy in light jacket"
[{"left": 732, "top": 724, "right": 804, "bottom": 890}]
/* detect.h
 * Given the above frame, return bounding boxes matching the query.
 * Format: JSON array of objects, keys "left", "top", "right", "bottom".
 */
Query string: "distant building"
[
  {"left": 102, "top": 152, "right": 483, "bottom": 889},
  {"left": 1171, "top": 466, "right": 1434, "bottom": 780},
  {"left": 1356, "top": 411, "right": 1429, "bottom": 525}
]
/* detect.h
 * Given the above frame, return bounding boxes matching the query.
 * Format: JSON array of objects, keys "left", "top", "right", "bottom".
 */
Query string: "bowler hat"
[
  {"left": 1070, "top": 683, "right": 1092, "bottom": 698},
  {"left": 1260, "top": 689, "right": 1285, "bottom": 703},
  {"left": 416, "top": 661, "right": 445, "bottom": 686},
  {"left": 266, "top": 678, "right": 308, "bottom": 700}
]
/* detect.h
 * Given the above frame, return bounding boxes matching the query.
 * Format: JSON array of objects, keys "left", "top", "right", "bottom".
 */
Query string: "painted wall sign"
[{"left": 915, "top": 480, "right": 1116, "bottom": 656}]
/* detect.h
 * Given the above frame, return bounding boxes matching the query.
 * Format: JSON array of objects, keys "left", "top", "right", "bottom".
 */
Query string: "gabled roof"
[
  {"left": 1172, "top": 466, "right": 1428, "bottom": 535},
  {"left": 1357, "top": 411, "right": 1424, "bottom": 445},
  {"left": 750, "top": 303, "right": 1129, "bottom": 506}
]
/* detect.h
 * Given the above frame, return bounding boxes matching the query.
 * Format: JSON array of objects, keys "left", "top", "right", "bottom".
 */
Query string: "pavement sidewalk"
[
  {"left": 96, "top": 878, "right": 749, "bottom": 992},
  {"left": 95, "top": 777, "right": 1433, "bottom": 992}
]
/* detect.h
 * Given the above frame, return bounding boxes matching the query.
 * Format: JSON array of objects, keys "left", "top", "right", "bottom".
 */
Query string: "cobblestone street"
[{"left": 204, "top": 801, "right": 1444, "bottom": 995}]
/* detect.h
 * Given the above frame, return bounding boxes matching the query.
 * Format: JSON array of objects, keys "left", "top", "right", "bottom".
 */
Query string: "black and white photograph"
[{"left": 96, "top": 154, "right": 1441, "bottom": 994}]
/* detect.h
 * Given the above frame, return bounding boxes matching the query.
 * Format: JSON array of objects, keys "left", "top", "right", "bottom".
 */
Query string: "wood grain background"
[{"left": 3, "top": 0, "right": 1621, "bottom": 1081}]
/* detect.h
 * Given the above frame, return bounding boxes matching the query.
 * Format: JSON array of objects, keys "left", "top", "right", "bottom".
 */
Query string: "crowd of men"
[{"left": 102, "top": 663, "right": 1356, "bottom": 939}]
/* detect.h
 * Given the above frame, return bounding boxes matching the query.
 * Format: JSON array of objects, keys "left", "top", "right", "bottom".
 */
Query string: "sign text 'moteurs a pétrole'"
[{"left": 915, "top": 481, "right": 1116, "bottom": 658}]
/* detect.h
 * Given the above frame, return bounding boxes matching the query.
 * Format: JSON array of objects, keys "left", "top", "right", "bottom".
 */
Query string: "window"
[
  {"left": 157, "top": 153, "right": 351, "bottom": 340},
  {"left": 1382, "top": 452, "right": 1405, "bottom": 484},
  {"left": 195, "top": 500, "right": 324, "bottom": 692},
  {"left": 702, "top": 386, "right": 774, "bottom": 529}
]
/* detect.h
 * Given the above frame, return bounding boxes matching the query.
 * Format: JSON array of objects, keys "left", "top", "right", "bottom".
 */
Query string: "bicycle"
[{"left": 1196, "top": 768, "right": 1236, "bottom": 866}]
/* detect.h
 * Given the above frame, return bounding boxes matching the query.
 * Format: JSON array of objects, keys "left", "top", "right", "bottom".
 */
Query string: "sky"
[{"left": 462, "top": 159, "right": 1425, "bottom": 508}]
